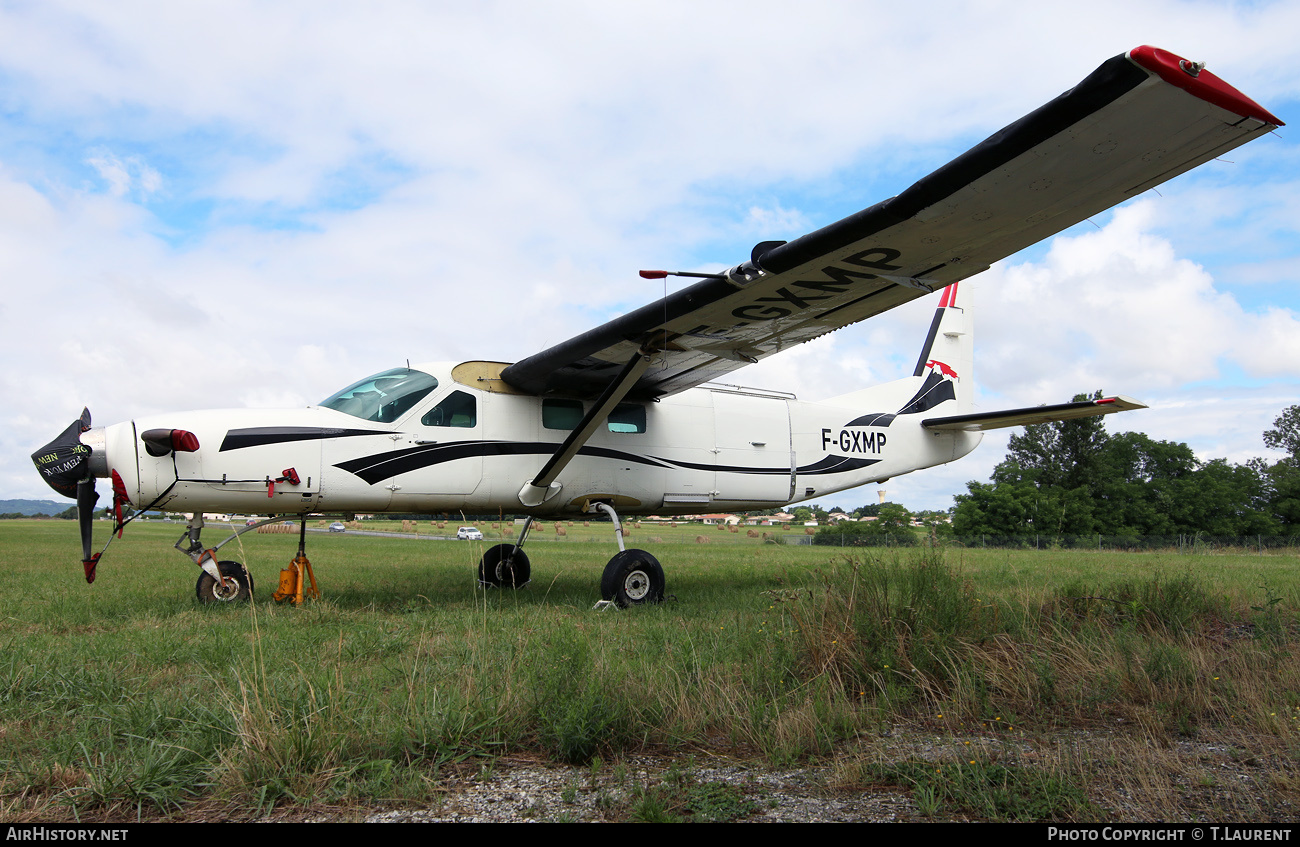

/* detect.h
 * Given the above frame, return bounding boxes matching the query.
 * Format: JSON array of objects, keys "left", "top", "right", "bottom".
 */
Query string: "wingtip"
[
  {"left": 1098, "top": 394, "right": 1148, "bottom": 412},
  {"left": 1128, "top": 45, "right": 1284, "bottom": 127}
]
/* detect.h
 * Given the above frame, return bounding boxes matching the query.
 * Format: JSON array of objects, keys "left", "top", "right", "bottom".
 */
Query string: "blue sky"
[{"left": 2, "top": 0, "right": 1298, "bottom": 512}]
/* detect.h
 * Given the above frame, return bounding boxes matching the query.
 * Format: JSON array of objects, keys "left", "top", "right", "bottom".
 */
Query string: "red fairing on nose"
[{"left": 141, "top": 429, "right": 201, "bottom": 457}]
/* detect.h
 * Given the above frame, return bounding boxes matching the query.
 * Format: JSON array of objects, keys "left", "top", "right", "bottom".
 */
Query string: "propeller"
[{"left": 31, "top": 408, "right": 101, "bottom": 582}]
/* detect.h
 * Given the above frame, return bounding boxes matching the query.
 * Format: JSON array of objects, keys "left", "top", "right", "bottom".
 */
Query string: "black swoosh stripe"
[
  {"left": 220, "top": 426, "right": 391, "bottom": 452},
  {"left": 332, "top": 440, "right": 879, "bottom": 485},
  {"left": 335, "top": 441, "right": 675, "bottom": 485},
  {"left": 794, "top": 455, "right": 881, "bottom": 475},
  {"left": 896, "top": 371, "right": 956, "bottom": 415}
]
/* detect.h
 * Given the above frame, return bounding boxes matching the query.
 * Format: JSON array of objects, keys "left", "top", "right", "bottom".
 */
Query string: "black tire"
[
  {"left": 478, "top": 544, "right": 531, "bottom": 588},
  {"left": 195, "top": 560, "right": 254, "bottom": 603},
  {"left": 600, "top": 549, "right": 665, "bottom": 608}
]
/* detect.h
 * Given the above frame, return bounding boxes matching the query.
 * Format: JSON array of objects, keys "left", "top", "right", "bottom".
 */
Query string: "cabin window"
[
  {"left": 319, "top": 368, "right": 438, "bottom": 422},
  {"left": 422, "top": 390, "right": 477, "bottom": 427},
  {"left": 542, "top": 399, "right": 583, "bottom": 430},
  {"left": 607, "top": 403, "right": 646, "bottom": 433}
]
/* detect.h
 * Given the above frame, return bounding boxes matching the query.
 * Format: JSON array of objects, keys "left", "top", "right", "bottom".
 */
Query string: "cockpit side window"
[
  {"left": 422, "top": 390, "right": 477, "bottom": 427},
  {"left": 320, "top": 368, "right": 439, "bottom": 422}
]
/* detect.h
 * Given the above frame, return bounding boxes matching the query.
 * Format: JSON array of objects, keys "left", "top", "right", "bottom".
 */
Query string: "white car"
[{"left": 456, "top": 526, "right": 483, "bottom": 540}]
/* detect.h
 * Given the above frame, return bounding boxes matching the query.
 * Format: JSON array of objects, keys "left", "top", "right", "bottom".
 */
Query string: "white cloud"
[{"left": 2, "top": 1, "right": 1298, "bottom": 511}]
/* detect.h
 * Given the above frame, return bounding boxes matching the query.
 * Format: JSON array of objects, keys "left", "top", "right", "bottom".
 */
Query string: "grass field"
[{"left": 1, "top": 518, "right": 1298, "bottom": 822}]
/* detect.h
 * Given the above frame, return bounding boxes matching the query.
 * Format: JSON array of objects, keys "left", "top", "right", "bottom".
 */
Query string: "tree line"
[{"left": 951, "top": 392, "right": 1300, "bottom": 540}]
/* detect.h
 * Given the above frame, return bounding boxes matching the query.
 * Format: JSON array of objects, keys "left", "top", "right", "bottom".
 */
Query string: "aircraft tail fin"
[
  {"left": 822, "top": 282, "right": 972, "bottom": 416},
  {"left": 904, "top": 282, "right": 972, "bottom": 416}
]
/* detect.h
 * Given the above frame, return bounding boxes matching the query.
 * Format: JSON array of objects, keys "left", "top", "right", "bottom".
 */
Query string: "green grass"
[{"left": 1, "top": 518, "right": 1298, "bottom": 821}]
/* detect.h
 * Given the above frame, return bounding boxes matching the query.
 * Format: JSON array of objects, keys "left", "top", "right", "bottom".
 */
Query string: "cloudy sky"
[{"left": 2, "top": 0, "right": 1297, "bottom": 512}]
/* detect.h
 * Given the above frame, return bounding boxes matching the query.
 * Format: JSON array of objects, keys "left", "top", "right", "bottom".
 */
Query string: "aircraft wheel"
[
  {"left": 601, "top": 549, "right": 665, "bottom": 608},
  {"left": 195, "top": 561, "right": 254, "bottom": 604},
  {"left": 478, "top": 544, "right": 531, "bottom": 589}
]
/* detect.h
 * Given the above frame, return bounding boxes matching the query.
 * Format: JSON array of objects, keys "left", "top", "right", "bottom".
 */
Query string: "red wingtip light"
[
  {"left": 639, "top": 270, "right": 668, "bottom": 279},
  {"left": 171, "top": 430, "right": 200, "bottom": 452}
]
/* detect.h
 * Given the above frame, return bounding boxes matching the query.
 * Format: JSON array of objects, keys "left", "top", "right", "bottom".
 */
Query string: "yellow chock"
[{"left": 272, "top": 554, "right": 319, "bottom": 605}]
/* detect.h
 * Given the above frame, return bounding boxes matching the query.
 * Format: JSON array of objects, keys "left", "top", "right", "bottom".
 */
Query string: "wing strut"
[{"left": 517, "top": 348, "right": 654, "bottom": 507}]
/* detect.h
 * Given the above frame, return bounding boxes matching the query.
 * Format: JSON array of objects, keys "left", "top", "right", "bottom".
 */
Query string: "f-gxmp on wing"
[{"left": 32, "top": 46, "right": 1283, "bottom": 607}]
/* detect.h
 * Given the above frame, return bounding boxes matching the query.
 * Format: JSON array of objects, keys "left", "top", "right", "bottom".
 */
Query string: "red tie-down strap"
[
  {"left": 110, "top": 469, "right": 130, "bottom": 538},
  {"left": 268, "top": 468, "right": 300, "bottom": 498}
]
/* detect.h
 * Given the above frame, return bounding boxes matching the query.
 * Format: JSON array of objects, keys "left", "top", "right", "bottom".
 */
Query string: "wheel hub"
[
  {"left": 212, "top": 579, "right": 241, "bottom": 601},
  {"left": 623, "top": 569, "right": 650, "bottom": 601}
]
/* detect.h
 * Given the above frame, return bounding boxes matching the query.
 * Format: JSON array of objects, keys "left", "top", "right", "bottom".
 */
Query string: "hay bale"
[
  {"left": 695, "top": 535, "right": 709, "bottom": 544},
  {"left": 728, "top": 525, "right": 738, "bottom": 533},
  {"left": 747, "top": 529, "right": 759, "bottom": 537},
  {"left": 556, "top": 526, "right": 567, "bottom": 536},
  {"left": 805, "top": 527, "right": 815, "bottom": 535}
]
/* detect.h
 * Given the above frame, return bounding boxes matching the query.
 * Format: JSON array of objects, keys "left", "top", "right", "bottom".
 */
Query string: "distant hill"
[{"left": 0, "top": 499, "right": 74, "bottom": 517}]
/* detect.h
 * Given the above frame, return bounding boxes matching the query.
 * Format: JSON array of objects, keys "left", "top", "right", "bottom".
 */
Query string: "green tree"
[
  {"left": 1263, "top": 405, "right": 1300, "bottom": 460},
  {"left": 1260, "top": 408, "right": 1300, "bottom": 534},
  {"left": 953, "top": 391, "right": 1282, "bottom": 540},
  {"left": 997, "top": 390, "right": 1109, "bottom": 492}
]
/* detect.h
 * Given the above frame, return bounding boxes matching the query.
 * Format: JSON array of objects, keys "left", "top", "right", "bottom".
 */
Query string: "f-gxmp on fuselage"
[{"left": 32, "top": 46, "right": 1282, "bottom": 607}]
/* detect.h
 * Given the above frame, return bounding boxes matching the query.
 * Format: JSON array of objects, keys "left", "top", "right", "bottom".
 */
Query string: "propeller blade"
[{"left": 76, "top": 477, "right": 100, "bottom": 583}]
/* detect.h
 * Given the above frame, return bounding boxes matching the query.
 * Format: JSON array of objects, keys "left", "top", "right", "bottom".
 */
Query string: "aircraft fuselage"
[{"left": 94, "top": 360, "right": 980, "bottom": 518}]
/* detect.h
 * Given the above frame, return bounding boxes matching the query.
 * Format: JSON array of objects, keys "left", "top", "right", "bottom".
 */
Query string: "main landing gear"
[
  {"left": 178, "top": 513, "right": 316, "bottom": 605},
  {"left": 477, "top": 516, "right": 533, "bottom": 589},
  {"left": 476, "top": 502, "right": 665, "bottom": 608}
]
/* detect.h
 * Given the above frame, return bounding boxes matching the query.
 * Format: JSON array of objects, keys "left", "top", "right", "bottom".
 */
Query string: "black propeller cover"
[{"left": 32, "top": 408, "right": 94, "bottom": 497}]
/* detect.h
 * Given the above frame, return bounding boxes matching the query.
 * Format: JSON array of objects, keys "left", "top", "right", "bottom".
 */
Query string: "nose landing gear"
[
  {"left": 196, "top": 560, "right": 254, "bottom": 603},
  {"left": 178, "top": 513, "right": 318, "bottom": 605}
]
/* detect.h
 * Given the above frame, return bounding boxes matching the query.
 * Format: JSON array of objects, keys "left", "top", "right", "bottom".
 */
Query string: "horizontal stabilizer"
[{"left": 922, "top": 395, "right": 1146, "bottom": 432}]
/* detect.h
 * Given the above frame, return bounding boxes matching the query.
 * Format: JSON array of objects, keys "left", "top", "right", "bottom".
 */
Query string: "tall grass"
[{"left": 1, "top": 519, "right": 1297, "bottom": 820}]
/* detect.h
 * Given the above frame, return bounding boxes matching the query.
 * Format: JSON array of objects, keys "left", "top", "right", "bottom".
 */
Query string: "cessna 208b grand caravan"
[{"left": 33, "top": 46, "right": 1283, "bottom": 607}]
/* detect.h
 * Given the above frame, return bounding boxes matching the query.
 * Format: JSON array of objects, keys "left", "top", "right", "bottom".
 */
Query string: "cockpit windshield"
[{"left": 319, "top": 368, "right": 438, "bottom": 422}]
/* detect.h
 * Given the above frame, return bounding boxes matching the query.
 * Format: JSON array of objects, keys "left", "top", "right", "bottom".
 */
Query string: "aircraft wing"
[{"left": 500, "top": 46, "right": 1281, "bottom": 400}]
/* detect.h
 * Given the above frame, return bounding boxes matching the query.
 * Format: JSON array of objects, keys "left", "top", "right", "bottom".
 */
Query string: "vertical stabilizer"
[
  {"left": 904, "top": 283, "right": 972, "bottom": 415},
  {"left": 822, "top": 283, "right": 973, "bottom": 417}
]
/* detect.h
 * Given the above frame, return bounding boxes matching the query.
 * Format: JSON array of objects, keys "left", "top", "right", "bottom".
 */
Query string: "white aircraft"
[{"left": 32, "top": 46, "right": 1282, "bottom": 607}]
